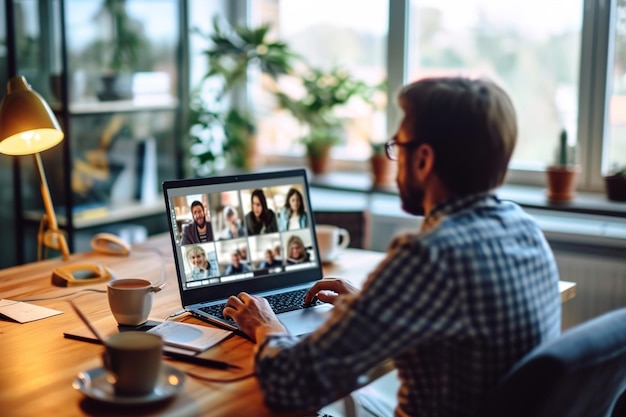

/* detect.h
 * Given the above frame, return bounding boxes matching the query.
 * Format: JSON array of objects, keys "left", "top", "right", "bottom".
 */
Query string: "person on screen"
[
  {"left": 258, "top": 249, "right": 282, "bottom": 269},
  {"left": 219, "top": 205, "right": 245, "bottom": 239},
  {"left": 181, "top": 200, "right": 214, "bottom": 245},
  {"left": 273, "top": 244, "right": 282, "bottom": 262},
  {"left": 285, "top": 235, "right": 310, "bottom": 265},
  {"left": 244, "top": 189, "right": 278, "bottom": 235},
  {"left": 278, "top": 188, "right": 308, "bottom": 231},
  {"left": 223, "top": 250, "right": 252, "bottom": 275},
  {"left": 185, "top": 245, "right": 217, "bottom": 280},
  {"left": 223, "top": 77, "right": 561, "bottom": 416}
]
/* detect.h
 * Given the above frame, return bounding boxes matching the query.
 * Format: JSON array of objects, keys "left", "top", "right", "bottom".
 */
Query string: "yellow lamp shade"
[{"left": 0, "top": 76, "right": 64, "bottom": 155}]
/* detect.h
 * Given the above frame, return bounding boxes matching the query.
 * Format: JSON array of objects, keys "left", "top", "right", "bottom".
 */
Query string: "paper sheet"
[{"left": 0, "top": 299, "right": 63, "bottom": 323}]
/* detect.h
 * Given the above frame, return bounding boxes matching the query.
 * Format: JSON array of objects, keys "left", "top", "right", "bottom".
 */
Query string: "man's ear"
[{"left": 413, "top": 144, "right": 435, "bottom": 180}]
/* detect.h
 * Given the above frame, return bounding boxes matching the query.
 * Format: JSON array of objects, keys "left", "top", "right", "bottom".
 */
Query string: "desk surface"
[{"left": 0, "top": 234, "right": 576, "bottom": 416}]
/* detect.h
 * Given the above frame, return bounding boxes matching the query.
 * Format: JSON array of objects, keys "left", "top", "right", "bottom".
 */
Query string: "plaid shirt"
[{"left": 255, "top": 193, "right": 561, "bottom": 416}]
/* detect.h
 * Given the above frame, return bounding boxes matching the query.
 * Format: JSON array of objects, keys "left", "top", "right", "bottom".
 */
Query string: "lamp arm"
[{"left": 34, "top": 153, "right": 70, "bottom": 260}]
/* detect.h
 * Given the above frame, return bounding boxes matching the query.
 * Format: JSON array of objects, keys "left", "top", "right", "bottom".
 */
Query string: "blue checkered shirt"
[{"left": 255, "top": 193, "right": 561, "bottom": 416}]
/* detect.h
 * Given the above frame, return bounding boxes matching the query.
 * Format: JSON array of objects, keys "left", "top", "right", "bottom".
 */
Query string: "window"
[
  {"left": 242, "top": 0, "right": 620, "bottom": 192},
  {"left": 407, "top": 0, "right": 582, "bottom": 171},
  {"left": 606, "top": 0, "right": 626, "bottom": 172},
  {"left": 251, "top": 0, "right": 388, "bottom": 160}
]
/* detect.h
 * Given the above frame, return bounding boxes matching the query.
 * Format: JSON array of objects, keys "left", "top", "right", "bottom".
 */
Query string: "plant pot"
[
  {"left": 546, "top": 165, "right": 580, "bottom": 201},
  {"left": 370, "top": 154, "right": 395, "bottom": 187},
  {"left": 307, "top": 147, "right": 331, "bottom": 175},
  {"left": 604, "top": 175, "right": 626, "bottom": 202},
  {"left": 97, "top": 73, "right": 134, "bottom": 101}
]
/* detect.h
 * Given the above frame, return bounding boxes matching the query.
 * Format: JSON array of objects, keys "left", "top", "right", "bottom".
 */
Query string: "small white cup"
[
  {"left": 103, "top": 331, "right": 163, "bottom": 397},
  {"left": 107, "top": 278, "right": 162, "bottom": 326},
  {"left": 316, "top": 224, "right": 350, "bottom": 263}
]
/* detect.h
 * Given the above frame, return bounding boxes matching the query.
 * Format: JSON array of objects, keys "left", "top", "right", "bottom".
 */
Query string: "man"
[
  {"left": 223, "top": 250, "right": 252, "bottom": 275},
  {"left": 223, "top": 77, "right": 561, "bottom": 416},
  {"left": 181, "top": 200, "right": 214, "bottom": 245}
]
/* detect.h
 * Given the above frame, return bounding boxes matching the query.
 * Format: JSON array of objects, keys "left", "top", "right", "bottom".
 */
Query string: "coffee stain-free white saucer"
[{"left": 73, "top": 364, "right": 185, "bottom": 405}]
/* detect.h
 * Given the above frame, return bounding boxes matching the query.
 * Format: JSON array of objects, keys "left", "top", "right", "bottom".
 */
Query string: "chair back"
[{"left": 478, "top": 308, "right": 626, "bottom": 417}]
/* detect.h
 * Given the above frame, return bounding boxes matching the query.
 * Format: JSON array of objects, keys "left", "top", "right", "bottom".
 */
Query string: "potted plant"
[
  {"left": 93, "top": 0, "right": 147, "bottom": 101},
  {"left": 604, "top": 166, "right": 626, "bottom": 202},
  {"left": 275, "top": 66, "right": 371, "bottom": 174},
  {"left": 188, "top": 17, "right": 297, "bottom": 175},
  {"left": 546, "top": 129, "right": 580, "bottom": 201},
  {"left": 370, "top": 140, "right": 395, "bottom": 187}
]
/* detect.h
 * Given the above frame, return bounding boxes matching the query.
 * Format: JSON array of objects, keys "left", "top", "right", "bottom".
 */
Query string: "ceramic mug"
[
  {"left": 315, "top": 224, "right": 350, "bottom": 263},
  {"left": 102, "top": 331, "right": 163, "bottom": 397},
  {"left": 107, "top": 278, "right": 163, "bottom": 326}
]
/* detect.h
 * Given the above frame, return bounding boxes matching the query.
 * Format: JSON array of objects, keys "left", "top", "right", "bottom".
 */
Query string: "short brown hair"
[{"left": 398, "top": 77, "right": 517, "bottom": 195}]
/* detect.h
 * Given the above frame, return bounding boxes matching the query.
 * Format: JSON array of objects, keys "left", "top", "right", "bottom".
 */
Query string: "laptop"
[{"left": 162, "top": 169, "right": 332, "bottom": 337}]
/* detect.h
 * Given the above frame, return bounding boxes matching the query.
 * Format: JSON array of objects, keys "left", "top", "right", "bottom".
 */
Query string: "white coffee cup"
[
  {"left": 316, "top": 224, "right": 350, "bottom": 263},
  {"left": 103, "top": 331, "right": 163, "bottom": 397},
  {"left": 107, "top": 278, "right": 162, "bottom": 326}
]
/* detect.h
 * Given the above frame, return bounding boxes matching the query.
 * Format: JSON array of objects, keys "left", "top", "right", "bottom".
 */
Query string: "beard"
[
  {"left": 399, "top": 171, "right": 425, "bottom": 216},
  {"left": 195, "top": 217, "right": 206, "bottom": 228}
]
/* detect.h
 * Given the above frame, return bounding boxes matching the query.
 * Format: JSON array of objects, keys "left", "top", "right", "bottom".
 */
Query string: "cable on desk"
[
  {"left": 185, "top": 370, "right": 257, "bottom": 383},
  {"left": 19, "top": 288, "right": 106, "bottom": 302}
]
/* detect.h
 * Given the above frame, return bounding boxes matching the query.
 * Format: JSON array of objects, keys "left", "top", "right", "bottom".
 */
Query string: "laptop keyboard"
[{"left": 198, "top": 288, "right": 321, "bottom": 323}]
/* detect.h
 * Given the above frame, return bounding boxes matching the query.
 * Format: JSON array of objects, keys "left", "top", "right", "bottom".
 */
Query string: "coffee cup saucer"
[{"left": 73, "top": 364, "right": 185, "bottom": 405}]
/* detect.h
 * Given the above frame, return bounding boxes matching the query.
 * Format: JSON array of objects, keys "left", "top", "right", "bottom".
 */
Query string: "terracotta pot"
[
  {"left": 604, "top": 175, "right": 626, "bottom": 202},
  {"left": 307, "top": 147, "right": 331, "bottom": 175},
  {"left": 546, "top": 165, "right": 580, "bottom": 201},
  {"left": 370, "top": 154, "right": 395, "bottom": 187}
]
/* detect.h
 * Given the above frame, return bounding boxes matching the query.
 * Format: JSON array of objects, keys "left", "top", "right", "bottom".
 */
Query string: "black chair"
[{"left": 478, "top": 308, "right": 626, "bottom": 417}]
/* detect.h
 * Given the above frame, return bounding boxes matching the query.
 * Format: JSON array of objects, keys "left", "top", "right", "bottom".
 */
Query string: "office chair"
[{"left": 478, "top": 307, "right": 626, "bottom": 417}]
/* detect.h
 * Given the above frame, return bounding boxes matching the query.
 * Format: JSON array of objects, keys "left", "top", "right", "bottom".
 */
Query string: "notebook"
[{"left": 162, "top": 169, "right": 332, "bottom": 337}]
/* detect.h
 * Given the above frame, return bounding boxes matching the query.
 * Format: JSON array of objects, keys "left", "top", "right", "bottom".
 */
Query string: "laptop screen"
[{"left": 162, "top": 169, "right": 323, "bottom": 306}]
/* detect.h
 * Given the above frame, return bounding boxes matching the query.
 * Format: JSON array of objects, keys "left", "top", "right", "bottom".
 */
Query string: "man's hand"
[
  {"left": 304, "top": 277, "right": 358, "bottom": 305},
  {"left": 223, "top": 292, "right": 287, "bottom": 343}
]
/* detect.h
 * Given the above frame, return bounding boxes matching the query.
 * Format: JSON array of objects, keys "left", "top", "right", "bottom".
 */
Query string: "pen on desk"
[{"left": 163, "top": 350, "right": 241, "bottom": 370}]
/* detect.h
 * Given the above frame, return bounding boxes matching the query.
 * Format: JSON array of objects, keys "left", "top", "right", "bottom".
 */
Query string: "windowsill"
[{"left": 306, "top": 170, "right": 626, "bottom": 218}]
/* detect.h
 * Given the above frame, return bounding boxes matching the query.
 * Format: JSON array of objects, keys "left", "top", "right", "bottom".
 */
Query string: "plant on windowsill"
[
  {"left": 370, "top": 140, "right": 395, "bottom": 187},
  {"left": 604, "top": 165, "right": 626, "bottom": 202},
  {"left": 275, "top": 66, "right": 372, "bottom": 175},
  {"left": 188, "top": 17, "right": 298, "bottom": 175},
  {"left": 546, "top": 129, "right": 580, "bottom": 201}
]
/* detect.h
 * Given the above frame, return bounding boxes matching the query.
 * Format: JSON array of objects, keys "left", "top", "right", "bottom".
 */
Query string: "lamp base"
[{"left": 51, "top": 262, "right": 115, "bottom": 287}]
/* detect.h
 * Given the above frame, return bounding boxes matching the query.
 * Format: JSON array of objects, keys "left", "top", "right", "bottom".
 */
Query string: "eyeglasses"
[{"left": 385, "top": 138, "right": 420, "bottom": 161}]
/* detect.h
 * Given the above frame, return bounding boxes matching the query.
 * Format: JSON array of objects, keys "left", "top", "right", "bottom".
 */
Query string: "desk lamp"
[{"left": 0, "top": 75, "right": 112, "bottom": 286}]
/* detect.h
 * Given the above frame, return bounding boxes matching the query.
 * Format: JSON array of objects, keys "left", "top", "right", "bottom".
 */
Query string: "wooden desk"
[{"left": 0, "top": 234, "right": 576, "bottom": 416}]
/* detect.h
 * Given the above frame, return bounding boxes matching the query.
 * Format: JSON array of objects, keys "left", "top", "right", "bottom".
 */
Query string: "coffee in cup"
[
  {"left": 103, "top": 331, "right": 163, "bottom": 396},
  {"left": 315, "top": 224, "right": 350, "bottom": 263},
  {"left": 107, "top": 278, "right": 162, "bottom": 326}
]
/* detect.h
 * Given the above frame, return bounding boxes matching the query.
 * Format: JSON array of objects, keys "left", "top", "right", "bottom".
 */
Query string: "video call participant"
[
  {"left": 223, "top": 77, "right": 561, "bottom": 416},
  {"left": 277, "top": 188, "right": 308, "bottom": 231},
  {"left": 219, "top": 205, "right": 245, "bottom": 239},
  {"left": 223, "top": 250, "right": 252, "bottom": 275},
  {"left": 284, "top": 235, "right": 310, "bottom": 265},
  {"left": 185, "top": 245, "right": 218, "bottom": 280},
  {"left": 244, "top": 189, "right": 278, "bottom": 235},
  {"left": 258, "top": 249, "right": 283, "bottom": 269},
  {"left": 181, "top": 200, "right": 214, "bottom": 245}
]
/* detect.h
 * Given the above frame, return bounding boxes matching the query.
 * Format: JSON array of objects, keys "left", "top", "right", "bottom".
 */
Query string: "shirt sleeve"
[{"left": 254, "top": 235, "right": 461, "bottom": 410}]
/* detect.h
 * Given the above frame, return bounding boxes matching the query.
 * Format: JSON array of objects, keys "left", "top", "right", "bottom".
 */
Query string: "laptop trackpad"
[{"left": 278, "top": 304, "right": 333, "bottom": 336}]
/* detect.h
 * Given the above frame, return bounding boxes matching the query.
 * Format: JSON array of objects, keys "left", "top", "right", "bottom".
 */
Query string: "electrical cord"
[
  {"left": 185, "top": 369, "right": 257, "bottom": 383},
  {"left": 19, "top": 288, "right": 106, "bottom": 302}
]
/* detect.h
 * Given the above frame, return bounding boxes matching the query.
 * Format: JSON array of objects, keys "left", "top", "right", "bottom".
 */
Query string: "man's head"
[
  {"left": 394, "top": 77, "right": 517, "bottom": 214},
  {"left": 231, "top": 250, "right": 241, "bottom": 266},
  {"left": 190, "top": 200, "right": 206, "bottom": 227}
]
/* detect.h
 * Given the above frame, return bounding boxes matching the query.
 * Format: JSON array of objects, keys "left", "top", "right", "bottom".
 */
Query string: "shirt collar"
[{"left": 421, "top": 191, "right": 498, "bottom": 232}]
